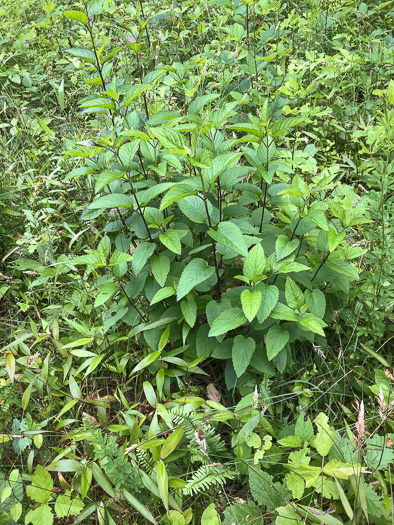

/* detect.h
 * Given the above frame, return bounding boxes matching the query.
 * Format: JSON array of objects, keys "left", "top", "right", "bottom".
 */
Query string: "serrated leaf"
[
  {"left": 208, "top": 222, "right": 248, "bottom": 257},
  {"left": 257, "top": 135, "right": 276, "bottom": 164},
  {"left": 55, "top": 492, "right": 84, "bottom": 518},
  {"left": 150, "top": 287, "right": 176, "bottom": 305},
  {"left": 181, "top": 300, "right": 197, "bottom": 327},
  {"left": 327, "top": 226, "right": 346, "bottom": 253},
  {"left": 249, "top": 466, "right": 289, "bottom": 511},
  {"left": 132, "top": 243, "right": 155, "bottom": 275},
  {"left": 240, "top": 289, "right": 262, "bottom": 322},
  {"left": 150, "top": 255, "right": 170, "bottom": 287},
  {"left": 275, "top": 235, "right": 299, "bottom": 261},
  {"left": 223, "top": 501, "right": 264, "bottom": 525},
  {"left": 325, "top": 258, "right": 359, "bottom": 280},
  {"left": 151, "top": 128, "right": 185, "bottom": 151},
  {"left": 256, "top": 284, "right": 279, "bottom": 323},
  {"left": 26, "top": 465, "right": 53, "bottom": 503},
  {"left": 295, "top": 415, "right": 314, "bottom": 443},
  {"left": 299, "top": 314, "right": 326, "bottom": 336},
  {"left": 232, "top": 335, "right": 256, "bottom": 376},
  {"left": 123, "top": 84, "right": 151, "bottom": 106},
  {"left": 307, "top": 209, "right": 328, "bottom": 231},
  {"left": 285, "top": 277, "right": 304, "bottom": 309},
  {"left": 177, "top": 259, "right": 216, "bottom": 300},
  {"left": 276, "top": 505, "right": 300, "bottom": 525},
  {"left": 266, "top": 324, "right": 289, "bottom": 360},
  {"left": 88, "top": 194, "right": 133, "bottom": 210},
  {"left": 209, "top": 308, "right": 247, "bottom": 337},
  {"left": 313, "top": 413, "right": 334, "bottom": 457},
  {"left": 188, "top": 94, "right": 220, "bottom": 114},
  {"left": 279, "top": 261, "right": 310, "bottom": 273},
  {"left": 243, "top": 243, "right": 266, "bottom": 282},
  {"left": 25, "top": 505, "right": 53, "bottom": 525},
  {"left": 119, "top": 140, "right": 140, "bottom": 167},
  {"left": 160, "top": 230, "right": 182, "bottom": 254},
  {"left": 178, "top": 195, "right": 212, "bottom": 223}
]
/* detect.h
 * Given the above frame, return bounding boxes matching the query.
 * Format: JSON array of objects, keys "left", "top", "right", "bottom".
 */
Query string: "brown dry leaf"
[{"left": 207, "top": 383, "right": 221, "bottom": 403}]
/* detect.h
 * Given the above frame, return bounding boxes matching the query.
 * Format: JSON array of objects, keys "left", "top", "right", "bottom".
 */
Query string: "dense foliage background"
[{"left": 0, "top": 0, "right": 393, "bottom": 523}]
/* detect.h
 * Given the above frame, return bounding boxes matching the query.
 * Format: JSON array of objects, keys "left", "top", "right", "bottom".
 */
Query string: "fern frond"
[{"left": 183, "top": 465, "right": 236, "bottom": 495}]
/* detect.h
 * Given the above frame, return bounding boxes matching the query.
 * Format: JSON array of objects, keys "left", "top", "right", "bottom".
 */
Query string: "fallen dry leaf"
[{"left": 207, "top": 383, "right": 221, "bottom": 403}]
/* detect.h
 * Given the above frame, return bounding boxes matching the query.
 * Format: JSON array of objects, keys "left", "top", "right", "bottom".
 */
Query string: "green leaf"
[
  {"left": 150, "top": 287, "right": 176, "bottom": 305},
  {"left": 151, "top": 128, "right": 186, "bottom": 151},
  {"left": 208, "top": 222, "right": 248, "bottom": 257},
  {"left": 243, "top": 243, "right": 266, "bottom": 282},
  {"left": 223, "top": 502, "right": 264, "bottom": 525},
  {"left": 123, "top": 84, "right": 151, "bottom": 106},
  {"left": 325, "top": 258, "right": 359, "bottom": 280},
  {"left": 157, "top": 460, "right": 169, "bottom": 511},
  {"left": 189, "top": 94, "right": 220, "bottom": 114},
  {"left": 249, "top": 466, "right": 289, "bottom": 511},
  {"left": 232, "top": 335, "right": 256, "bottom": 377},
  {"left": 257, "top": 135, "right": 276, "bottom": 164},
  {"left": 37, "top": 116, "right": 54, "bottom": 137},
  {"left": 123, "top": 489, "right": 158, "bottom": 524},
  {"left": 271, "top": 302, "right": 300, "bottom": 322},
  {"left": 322, "top": 459, "right": 359, "bottom": 481},
  {"left": 161, "top": 428, "right": 184, "bottom": 459},
  {"left": 278, "top": 435, "right": 302, "bottom": 447},
  {"left": 313, "top": 413, "right": 334, "bottom": 457},
  {"left": 285, "top": 474, "right": 305, "bottom": 499},
  {"left": 64, "top": 9, "right": 88, "bottom": 25},
  {"left": 5, "top": 352, "right": 15, "bottom": 384},
  {"left": 22, "top": 383, "right": 33, "bottom": 410},
  {"left": 295, "top": 415, "right": 314, "bottom": 443},
  {"left": 181, "top": 300, "right": 197, "bottom": 327},
  {"left": 26, "top": 465, "right": 53, "bottom": 503},
  {"left": 256, "top": 284, "right": 279, "bottom": 323},
  {"left": 119, "top": 140, "right": 140, "bottom": 166},
  {"left": 285, "top": 277, "right": 304, "bottom": 309},
  {"left": 365, "top": 434, "right": 394, "bottom": 469},
  {"left": 266, "top": 324, "right": 289, "bottom": 360},
  {"left": 160, "top": 230, "right": 182, "bottom": 255},
  {"left": 150, "top": 255, "right": 170, "bottom": 286},
  {"left": 91, "top": 462, "right": 115, "bottom": 498},
  {"left": 275, "top": 235, "right": 299, "bottom": 261},
  {"left": 177, "top": 259, "right": 216, "bottom": 301},
  {"left": 131, "top": 351, "right": 161, "bottom": 374},
  {"left": 143, "top": 381, "right": 157, "bottom": 407},
  {"left": 55, "top": 492, "right": 84, "bottom": 518},
  {"left": 88, "top": 194, "right": 133, "bottom": 210},
  {"left": 64, "top": 47, "right": 96, "bottom": 63},
  {"left": 327, "top": 226, "right": 346, "bottom": 253},
  {"left": 131, "top": 242, "right": 155, "bottom": 275},
  {"left": 178, "top": 195, "right": 212, "bottom": 223},
  {"left": 201, "top": 503, "right": 221, "bottom": 525},
  {"left": 160, "top": 182, "right": 198, "bottom": 210},
  {"left": 25, "top": 505, "right": 53, "bottom": 525},
  {"left": 240, "top": 289, "right": 262, "bottom": 322},
  {"left": 299, "top": 314, "right": 326, "bottom": 336},
  {"left": 209, "top": 308, "right": 247, "bottom": 337},
  {"left": 307, "top": 209, "right": 328, "bottom": 231},
  {"left": 279, "top": 261, "right": 310, "bottom": 273},
  {"left": 388, "top": 79, "right": 394, "bottom": 105}
]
